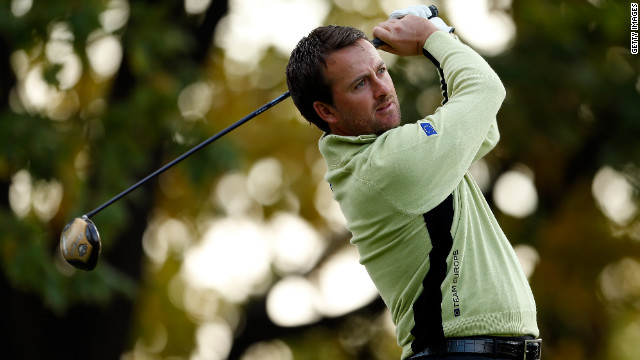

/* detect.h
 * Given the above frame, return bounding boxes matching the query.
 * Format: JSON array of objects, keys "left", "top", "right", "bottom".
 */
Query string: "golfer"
[{"left": 286, "top": 6, "right": 541, "bottom": 360}]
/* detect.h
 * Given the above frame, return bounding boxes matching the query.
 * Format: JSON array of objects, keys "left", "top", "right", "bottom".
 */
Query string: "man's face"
[{"left": 313, "top": 39, "right": 401, "bottom": 136}]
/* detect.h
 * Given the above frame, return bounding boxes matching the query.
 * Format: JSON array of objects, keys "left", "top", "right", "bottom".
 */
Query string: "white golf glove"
[{"left": 389, "top": 5, "right": 455, "bottom": 33}]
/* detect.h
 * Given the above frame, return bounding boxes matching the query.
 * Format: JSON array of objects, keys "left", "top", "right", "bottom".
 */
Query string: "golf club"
[
  {"left": 58, "top": 26, "right": 416, "bottom": 271},
  {"left": 60, "top": 91, "right": 290, "bottom": 270}
]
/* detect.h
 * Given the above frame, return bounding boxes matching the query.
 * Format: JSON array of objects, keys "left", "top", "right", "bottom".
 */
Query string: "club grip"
[
  {"left": 371, "top": 38, "right": 386, "bottom": 48},
  {"left": 429, "top": 5, "right": 438, "bottom": 17}
]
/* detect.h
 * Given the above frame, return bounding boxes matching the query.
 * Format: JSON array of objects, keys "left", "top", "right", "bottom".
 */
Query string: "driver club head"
[{"left": 60, "top": 216, "right": 101, "bottom": 271}]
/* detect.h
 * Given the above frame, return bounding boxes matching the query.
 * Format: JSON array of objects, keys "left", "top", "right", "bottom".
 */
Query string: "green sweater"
[{"left": 318, "top": 32, "right": 539, "bottom": 359}]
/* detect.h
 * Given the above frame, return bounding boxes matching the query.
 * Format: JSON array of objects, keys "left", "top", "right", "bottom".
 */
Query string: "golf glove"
[{"left": 389, "top": 5, "right": 455, "bottom": 33}]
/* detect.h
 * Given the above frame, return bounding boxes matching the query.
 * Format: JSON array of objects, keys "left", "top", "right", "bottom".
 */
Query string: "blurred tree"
[
  {"left": 490, "top": 2, "right": 640, "bottom": 359},
  {"left": 0, "top": 0, "right": 230, "bottom": 358}
]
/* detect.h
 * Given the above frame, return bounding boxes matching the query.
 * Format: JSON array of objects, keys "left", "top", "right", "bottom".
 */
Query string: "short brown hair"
[{"left": 286, "top": 25, "right": 368, "bottom": 132}]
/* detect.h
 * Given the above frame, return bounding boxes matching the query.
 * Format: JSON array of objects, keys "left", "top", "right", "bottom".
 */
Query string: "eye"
[
  {"left": 354, "top": 79, "right": 366, "bottom": 89},
  {"left": 377, "top": 66, "right": 387, "bottom": 74}
]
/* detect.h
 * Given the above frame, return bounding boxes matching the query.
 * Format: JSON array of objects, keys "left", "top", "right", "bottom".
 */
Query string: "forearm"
[{"left": 423, "top": 31, "right": 505, "bottom": 164}]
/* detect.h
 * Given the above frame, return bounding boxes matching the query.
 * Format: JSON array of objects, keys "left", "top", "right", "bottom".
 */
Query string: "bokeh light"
[
  {"left": 10, "top": 0, "right": 32, "bottom": 17},
  {"left": 99, "top": 0, "right": 130, "bottom": 33},
  {"left": 592, "top": 166, "right": 637, "bottom": 226},
  {"left": 86, "top": 30, "right": 123, "bottom": 80},
  {"left": 32, "top": 178, "right": 63, "bottom": 222},
  {"left": 240, "top": 339, "right": 293, "bottom": 360},
  {"left": 8, "top": 169, "right": 63, "bottom": 222},
  {"left": 266, "top": 276, "right": 321, "bottom": 327},
  {"left": 445, "top": 0, "right": 516, "bottom": 56},
  {"left": 178, "top": 81, "right": 214, "bottom": 120},
  {"left": 45, "top": 22, "right": 82, "bottom": 91},
  {"left": 598, "top": 257, "right": 640, "bottom": 311},
  {"left": 215, "top": 0, "right": 330, "bottom": 68},
  {"left": 185, "top": 0, "right": 212, "bottom": 15},
  {"left": 191, "top": 321, "right": 233, "bottom": 360},
  {"left": 213, "top": 172, "right": 262, "bottom": 218},
  {"left": 9, "top": 169, "right": 32, "bottom": 218},
  {"left": 269, "top": 212, "right": 324, "bottom": 274},
  {"left": 493, "top": 164, "right": 538, "bottom": 218},
  {"left": 181, "top": 217, "right": 272, "bottom": 302},
  {"left": 513, "top": 244, "right": 540, "bottom": 279},
  {"left": 315, "top": 245, "right": 379, "bottom": 317},
  {"left": 247, "top": 157, "right": 284, "bottom": 206}
]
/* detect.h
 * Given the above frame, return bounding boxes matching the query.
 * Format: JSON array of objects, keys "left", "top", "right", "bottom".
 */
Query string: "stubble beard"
[
  {"left": 372, "top": 95, "right": 401, "bottom": 135},
  {"left": 333, "top": 94, "right": 402, "bottom": 136}
]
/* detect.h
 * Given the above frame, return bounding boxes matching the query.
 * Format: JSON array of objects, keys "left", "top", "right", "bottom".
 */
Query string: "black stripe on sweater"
[
  {"left": 410, "top": 193, "right": 454, "bottom": 353},
  {"left": 422, "top": 48, "right": 449, "bottom": 105}
]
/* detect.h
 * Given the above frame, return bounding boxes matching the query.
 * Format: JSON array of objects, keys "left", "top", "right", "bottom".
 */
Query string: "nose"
[{"left": 372, "top": 75, "right": 391, "bottom": 98}]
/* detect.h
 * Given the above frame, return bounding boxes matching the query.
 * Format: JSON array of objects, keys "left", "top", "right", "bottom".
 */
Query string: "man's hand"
[{"left": 372, "top": 15, "right": 439, "bottom": 56}]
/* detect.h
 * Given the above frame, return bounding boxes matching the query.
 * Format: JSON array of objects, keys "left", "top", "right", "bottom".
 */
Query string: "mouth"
[{"left": 376, "top": 101, "right": 393, "bottom": 113}]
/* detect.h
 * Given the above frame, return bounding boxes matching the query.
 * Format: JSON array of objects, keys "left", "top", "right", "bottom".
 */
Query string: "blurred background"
[{"left": 1, "top": 0, "right": 639, "bottom": 359}]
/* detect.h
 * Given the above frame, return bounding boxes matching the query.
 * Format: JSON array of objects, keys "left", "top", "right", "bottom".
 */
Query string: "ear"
[{"left": 313, "top": 101, "right": 338, "bottom": 124}]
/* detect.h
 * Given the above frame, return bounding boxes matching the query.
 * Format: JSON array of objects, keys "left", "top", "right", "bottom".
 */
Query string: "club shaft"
[{"left": 85, "top": 91, "right": 291, "bottom": 219}]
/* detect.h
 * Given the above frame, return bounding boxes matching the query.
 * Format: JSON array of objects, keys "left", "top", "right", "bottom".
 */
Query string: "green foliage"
[{"left": 0, "top": 209, "right": 135, "bottom": 315}]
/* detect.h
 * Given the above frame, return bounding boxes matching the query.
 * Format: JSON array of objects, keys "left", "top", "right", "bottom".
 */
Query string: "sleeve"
[
  {"left": 473, "top": 121, "right": 500, "bottom": 162},
  {"left": 363, "top": 31, "right": 506, "bottom": 214}
]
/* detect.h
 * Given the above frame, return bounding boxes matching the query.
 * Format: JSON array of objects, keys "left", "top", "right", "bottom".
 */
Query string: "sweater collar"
[{"left": 318, "top": 133, "right": 378, "bottom": 168}]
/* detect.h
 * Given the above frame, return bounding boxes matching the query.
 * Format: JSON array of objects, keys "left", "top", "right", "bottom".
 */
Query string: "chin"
[{"left": 375, "top": 121, "right": 401, "bottom": 135}]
